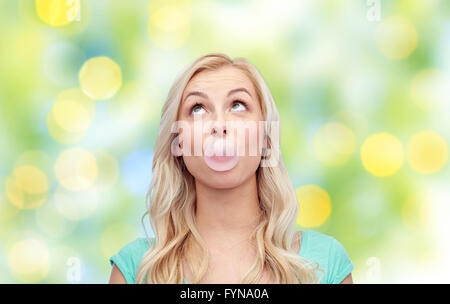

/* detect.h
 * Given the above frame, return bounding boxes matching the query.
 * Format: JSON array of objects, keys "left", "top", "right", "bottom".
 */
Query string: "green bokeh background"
[{"left": 1, "top": 0, "right": 449, "bottom": 283}]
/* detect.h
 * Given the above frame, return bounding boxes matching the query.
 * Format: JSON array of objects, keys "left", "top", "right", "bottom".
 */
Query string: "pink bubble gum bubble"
[{"left": 203, "top": 137, "right": 239, "bottom": 172}]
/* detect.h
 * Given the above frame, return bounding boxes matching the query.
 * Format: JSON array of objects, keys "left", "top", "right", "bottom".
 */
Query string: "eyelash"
[{"left": 190, "top": 99, "right": 248, "bottom": 114}]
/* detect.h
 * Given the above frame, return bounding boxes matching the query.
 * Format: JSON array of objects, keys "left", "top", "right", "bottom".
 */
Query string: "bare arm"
[
  {"left": 109, "top": 264, "right": 127, "bottom": 284},
  {"left": 340, "top": 273, "right": 353, "bottom": 284}
]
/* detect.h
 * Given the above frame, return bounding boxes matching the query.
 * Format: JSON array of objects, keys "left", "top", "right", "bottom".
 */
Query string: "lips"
[{"left": 203, "top": 137, "right": 239, "bottom": 171}]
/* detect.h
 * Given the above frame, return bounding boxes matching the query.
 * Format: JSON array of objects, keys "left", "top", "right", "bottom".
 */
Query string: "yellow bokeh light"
[
  {"left": 0, "top": 196, "right": 20, "bottom": 221},
  {"left": 5, "top": 165, "right": 48, "bottom": 209},
  {"left": 8, "top": 238, "right": 51, "bottom": 283},
  {"left": 54, "top": 186, "right": 99, "bottom": 221},
  {"left": 313, "top": 122, "right": 356, "bottom": 166},
  {"left": 296, "top": 185, "right": 332, "bottom": 228},
  {"left": 410, "top": 69, "right": 450, "bottom": 112},
  {"left": 101, "top": 222, "right": 138, "bottom": 259},
  {"left": 14, "top": 165, "right": 48, "bottom": 194},
  {"left": 35, "top": 0, "right": 76, "bottom": 27},
  {"left": 79, "top": 56, "right": 122, "bottom": 100},
  {"left": 148, "top": 0, "right": 190, "bottom": 50},
  {"left": 375, "top": 17, "right": 418, "bottom": 60},
  {"left": 361, "top": 132, "right": 404, "bottom": 177},
  {"left": 407, "top": 131, "right": 448, "bottom": 174},
  {"left": 47, "top": 110, "right": 86, "bottom": 145},
  {"left": 54, "top": 148, "right": 98, "bottom": 191},
  {"left": 51, "top": 88, "right": 95, "bottom": 133},
  {"left": 1, "top": 176, "right": 20, "bottom": 220}
]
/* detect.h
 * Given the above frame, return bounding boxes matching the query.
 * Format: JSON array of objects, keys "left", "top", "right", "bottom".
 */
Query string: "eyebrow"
[{"left": 183, "top": 87, "right": 253, "bottom": 103}]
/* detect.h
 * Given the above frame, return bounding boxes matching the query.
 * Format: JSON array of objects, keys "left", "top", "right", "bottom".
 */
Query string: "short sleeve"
[
  {"left": 327, "top": 238, "right": 354, "bottom": 284},
  {"left": 109, "top": 237, "right": 150, "bottom": 284}
]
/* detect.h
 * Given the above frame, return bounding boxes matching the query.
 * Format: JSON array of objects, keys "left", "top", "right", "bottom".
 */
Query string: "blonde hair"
[{"left": 136, "top": 53, "right": 323, "bottom": 284}]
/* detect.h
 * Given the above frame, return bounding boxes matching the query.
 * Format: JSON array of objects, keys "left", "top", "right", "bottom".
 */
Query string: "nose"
[
  {"left": 210, "top": 113, "right": 227, "bottom": 137},
  {"left": 211, "top": 124, "right": 227, "bottom": 136}
]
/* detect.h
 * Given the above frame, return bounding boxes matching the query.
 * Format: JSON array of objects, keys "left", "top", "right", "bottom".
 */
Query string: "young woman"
[{"left": 109, "top": 53, "right": 354, "bottom": 284}]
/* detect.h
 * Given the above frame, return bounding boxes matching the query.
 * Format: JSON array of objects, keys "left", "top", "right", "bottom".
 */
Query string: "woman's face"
[{"left": 176, "top": 66, "right": 265, "bottom": 189}]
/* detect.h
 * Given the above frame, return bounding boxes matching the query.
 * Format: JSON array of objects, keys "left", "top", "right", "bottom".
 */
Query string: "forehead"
[{"left": 182, "top": 66, "right": 256, "bottom": 98}]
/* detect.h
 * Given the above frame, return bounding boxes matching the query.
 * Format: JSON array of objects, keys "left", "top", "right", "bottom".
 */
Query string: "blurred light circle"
[
  {"left": 407, "top": 131, "right": 448, "bottom": 174},
  {"left": 54, "top": 186, "right": 99, "bottom": 221},
  {"left": 8, "top": 238, "right": 51, "bottom": 283},
  {"left": 361, "top": 133, "right": 404, "bottom": 177},
  {"left": 375, "top": 17, "right": 418, "bottom": 60},
  {"left": 35, "top": 0, "right": 75, "bottom": 27},
  {"left": 0, "top": 176, "right": 20, "bottom": 220},
  {"left": 5, "top": 165, "right": 48, "bottom": 209},
  {"left": 147, "top": 1, "right": 190, "bottom": 50},
  {"left": 313, "top": 122, "right": 356, "bottom": 166},
  {"left": 46, "top": 108, "right": 87, "bottom": 144},
  {"left": 5, "top": 177, "right": 24, "bottom": 209},
  {"left": 101, "top": 222, "right": 138, "bottom": 259},
  {"left": 0, "top": 196, "right": 20, "bottom": 220},
  {"left": 13, "top": 165, "right": 48, "bottom": 194},
  {"left": 296, "top": 185, "right": 331, "bottom": 227},
  {"left": 79, "top": 56, "right": 122, "bottom": 100},
  {"left": 54, "top": 148, "right": 98, "bottom": 191},
  {"left": 51, "top": 88, "right": 95, "bottom": 133},
  {"left": 410, "top": 69, "right": 450, "bottom": 112}
]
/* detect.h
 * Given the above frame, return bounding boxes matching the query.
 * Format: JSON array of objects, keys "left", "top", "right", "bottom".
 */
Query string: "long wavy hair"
[{"left": 135, "top": 53, "right": 323, "bottom": 284}]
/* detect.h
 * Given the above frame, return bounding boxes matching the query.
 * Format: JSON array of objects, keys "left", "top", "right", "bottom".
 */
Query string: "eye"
[
  {"left": 190, "top": 103, "right": 205, "bottom": 115},
  {"left": 231, "top": 100, "right": 248, "bottom": 112}
]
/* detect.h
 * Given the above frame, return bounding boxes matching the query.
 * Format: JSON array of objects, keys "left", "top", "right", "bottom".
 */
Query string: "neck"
[{"left": 194, "top": 174, "right": 262, "bottom": 245}]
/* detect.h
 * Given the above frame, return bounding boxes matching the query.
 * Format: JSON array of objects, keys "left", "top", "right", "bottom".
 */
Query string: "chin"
[
  {"left": 186, "top": 165, "right": 238, "bottom": 189},
  {"left": 184, "top": 157, "right": 260, "bottom": 189},
  {"left": 199, "top": 167, "right": 242, "bottom": 188}
]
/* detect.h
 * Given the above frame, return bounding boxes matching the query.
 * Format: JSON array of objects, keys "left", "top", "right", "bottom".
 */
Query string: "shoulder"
[
  {"left": 299, "top": 230, "right": 354, "bottom": 284},
  {"left": 109, "top": 237, "right": 153, "bottom": 284}
]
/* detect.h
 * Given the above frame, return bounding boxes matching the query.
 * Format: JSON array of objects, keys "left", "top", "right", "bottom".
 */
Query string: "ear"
[{"left": 171, "top": 135, "right": 183, "bottom": 157}]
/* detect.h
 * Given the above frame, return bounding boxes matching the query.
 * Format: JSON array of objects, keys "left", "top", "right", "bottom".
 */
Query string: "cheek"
[
  {"left": 183, "top": 154, "right": 201, "bottom": 176},
  {"left": 178, "top": 122, "right": 198, "bottom": 156},
  {"left": 182, "top": 155, "right": 204, "bottom": 177},
  {"left": 247, "top": 123, "right": 263, "bottom": 157},
  {"left": 235, "top": 121, "right": 263, "bottom": 157}
]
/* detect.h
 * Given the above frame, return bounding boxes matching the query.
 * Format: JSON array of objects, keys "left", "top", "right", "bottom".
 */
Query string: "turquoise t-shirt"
[{"left": 109, "top": 229, "right": 354, "bottom": 284}]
